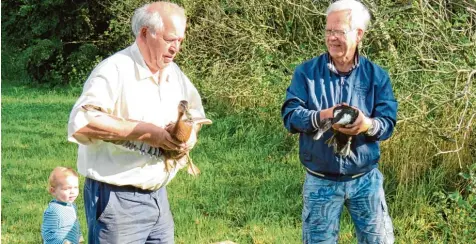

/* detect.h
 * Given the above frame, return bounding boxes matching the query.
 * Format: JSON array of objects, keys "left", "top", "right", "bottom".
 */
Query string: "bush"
[
  {"left": 432, "top": 164, "right": 476, "bottom": 242},
  {"left": 1, "top": 0, "right": 144, "bottom": 85}
]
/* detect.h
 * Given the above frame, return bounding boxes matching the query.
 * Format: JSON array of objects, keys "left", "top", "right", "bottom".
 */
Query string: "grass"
[
  {"left": 0, "top": 80, "right": 306, "bottom": 243},
  {"left": 2, "top": 77, "right": 474, "bottom": 243},
  {"left": 1, "top": 82, "right": 82, "bottom": 243}
]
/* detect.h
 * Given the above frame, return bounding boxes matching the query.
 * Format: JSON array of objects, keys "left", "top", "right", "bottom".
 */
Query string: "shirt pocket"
[
  {"left": 352, "top": 83, "right": 372, "bottom": 116},
  {"left": 353, "top": 83, "right": 369, "bottom": 100}
]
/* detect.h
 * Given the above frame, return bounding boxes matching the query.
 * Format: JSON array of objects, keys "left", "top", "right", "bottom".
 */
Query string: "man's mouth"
[{"left": 164, "top": 55, "right": 174, "bottom": 63}]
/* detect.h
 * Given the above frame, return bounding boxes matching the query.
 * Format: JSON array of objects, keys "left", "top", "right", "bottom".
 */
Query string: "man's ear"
[
  {"left": 356, "top": 29, "right": 364, "bottom": 43},
  {"left": 140, "top": 27, "right": 148, "bottom": 39}
]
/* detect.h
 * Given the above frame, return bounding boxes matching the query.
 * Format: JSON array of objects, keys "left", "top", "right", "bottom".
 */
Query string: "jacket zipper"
[
  {"left": 339, "top": 76, "right": 345, "bottom": 103},
  {"left": 338, "top": 76, "right": 345, "bottom": 173}
]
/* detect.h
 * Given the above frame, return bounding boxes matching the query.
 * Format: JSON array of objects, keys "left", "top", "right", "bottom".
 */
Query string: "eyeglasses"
[{"left": 324, "top": 29, "right": 355, "bottom": 37}]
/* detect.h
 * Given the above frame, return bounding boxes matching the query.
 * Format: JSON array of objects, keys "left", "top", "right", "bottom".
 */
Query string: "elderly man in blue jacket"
[{"left": 282, "top": 0, "right": 397, "bottom": 243}]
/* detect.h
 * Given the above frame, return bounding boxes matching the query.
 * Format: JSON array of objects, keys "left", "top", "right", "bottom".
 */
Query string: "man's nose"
[
  {"left": 168, "top": 39, "right": 180, "bottom": 48},
  {"left": 170, "top": 43, "right": 180, "bottom": 53},
  {"left": 328, "top": 34, "right": 338, "bottom": 41}
]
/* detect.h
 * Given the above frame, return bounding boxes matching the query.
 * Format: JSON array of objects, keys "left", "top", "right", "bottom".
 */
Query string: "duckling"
[
  {"left": 81, "top": 101, "right": 212, "bottom": 176},
  {"left": 313, "top": 105, "right": 359, "bottom": 157}
]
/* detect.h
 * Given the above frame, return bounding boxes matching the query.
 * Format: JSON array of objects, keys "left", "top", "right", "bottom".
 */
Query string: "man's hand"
[
  {"left": 141, "top": 124, "right": 186, "bottom": 151},
  {"left": 320, "top": 104, "right": 341, "bottom": 120},
  {"left": 165, "top": 122, "right": 198, "bottom": 150},
  {"left": 333, "top": 107, "right": 372, "bottom": 135}
]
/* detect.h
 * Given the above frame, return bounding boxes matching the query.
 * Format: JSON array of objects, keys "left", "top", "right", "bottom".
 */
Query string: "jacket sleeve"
[
  {"left": 367, "top": 74, "right": 398, "bottom": 141},
  {"left": 281, "top": 67, "right": 320, "bottom": 134}
]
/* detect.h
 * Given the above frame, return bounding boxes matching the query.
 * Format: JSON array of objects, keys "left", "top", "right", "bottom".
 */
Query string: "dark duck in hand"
[{"left": 313, "top": 105, "right": 359, "bottom": 157}]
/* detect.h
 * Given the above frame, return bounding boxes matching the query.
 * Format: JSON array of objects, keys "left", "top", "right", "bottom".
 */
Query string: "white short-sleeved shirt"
[{"left": 68, "top": 42, "right": 206, "bottom": 190}]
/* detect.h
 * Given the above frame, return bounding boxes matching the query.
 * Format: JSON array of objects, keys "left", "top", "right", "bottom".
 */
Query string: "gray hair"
[
  {"left": 326, "top": 0, "right": 371, "bottom": 31},
  {"left": 131, "top": 2, "right": 185, "bottom": 37}
]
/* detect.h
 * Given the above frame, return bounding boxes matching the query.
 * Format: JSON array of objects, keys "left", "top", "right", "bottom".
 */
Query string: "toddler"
[{"left": 41, "top": 167, "right": 82, "bottom": 244}]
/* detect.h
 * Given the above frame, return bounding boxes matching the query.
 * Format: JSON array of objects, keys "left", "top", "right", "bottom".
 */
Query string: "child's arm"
[
  {"left": 41, "top": 208, "right": 62, "bottom": 243},
  {"left": 74, "top": 204, "right": 84, "bottom": 243}
]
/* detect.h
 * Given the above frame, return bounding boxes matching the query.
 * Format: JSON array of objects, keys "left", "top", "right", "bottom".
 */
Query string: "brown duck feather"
[{"left": 163, "top": 100, "right": 212, "bottom": 176}]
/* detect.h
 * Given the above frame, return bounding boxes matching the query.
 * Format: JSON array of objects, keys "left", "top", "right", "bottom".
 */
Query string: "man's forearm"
[{"left": 74, "top": 115, "right": 153, "bottom": 142}]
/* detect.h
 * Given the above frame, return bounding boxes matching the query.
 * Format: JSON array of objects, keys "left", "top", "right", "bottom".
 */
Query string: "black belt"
[
  {"left": 87, "top": 178, "right": 162, "bottom": 194},
  {"left": 119, "top": 185, "right": 157, "bottom": 194},
  {"left": 306, "top": 168, "right": 368, "bottom": 182},
  {"left": 99, "top": 181, "right": 157, "bottom": 194}
]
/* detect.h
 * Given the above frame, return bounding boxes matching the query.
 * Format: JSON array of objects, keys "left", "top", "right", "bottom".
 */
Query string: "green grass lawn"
[
  {"left": 2, "top": 79, "right": 474, "bottom": 243},
  {"left": 0, "top": 81, "right": 349, "bottom": 243}
]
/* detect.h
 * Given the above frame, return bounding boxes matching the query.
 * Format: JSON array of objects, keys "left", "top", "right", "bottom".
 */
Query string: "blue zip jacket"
[{"left": 281, "top": 53, "right": 398, "bottom": 176}]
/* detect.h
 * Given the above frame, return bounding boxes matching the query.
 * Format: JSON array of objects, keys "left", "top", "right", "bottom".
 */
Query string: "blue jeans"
[
  {"left": 302, "top": 168, "right": 394, "bottom": 244},
  {"left": 84, "top": 178, "right": 174, "bottom": 244}
]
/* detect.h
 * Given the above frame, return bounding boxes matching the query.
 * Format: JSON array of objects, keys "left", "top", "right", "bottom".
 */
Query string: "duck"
[
  {"left": 81, "top": 100, "right": 212, "bottom": 176},
  {"left": 162, "top": 100, "right": 212, "bottom": 175},
  {"left": 313, "top": 104, "right": 359, "bottom": 158}
]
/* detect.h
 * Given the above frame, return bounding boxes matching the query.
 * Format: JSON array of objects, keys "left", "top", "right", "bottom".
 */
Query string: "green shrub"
[
  {"left": 2, "top": 0, "right": 144, "bottom": 85},
  {"left": 432, "top": 164, "right": 476, "bottom": 242}
]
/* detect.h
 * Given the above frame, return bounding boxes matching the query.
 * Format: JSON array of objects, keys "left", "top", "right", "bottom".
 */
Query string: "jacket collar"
[{"left": 327, "top": 49, "right": 360, "bottom": 76}]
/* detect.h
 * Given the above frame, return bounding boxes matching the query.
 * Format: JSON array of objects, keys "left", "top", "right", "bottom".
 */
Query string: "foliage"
[
  {"left": 432, "top": 164, "right": 476, "bottom": 242},
  {"left": 2, "top": 0, "right": 142, "bottom": 85}
]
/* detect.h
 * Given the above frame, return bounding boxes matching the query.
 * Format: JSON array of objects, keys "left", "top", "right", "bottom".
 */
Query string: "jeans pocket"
[
  {"left": 381, "top": 199, "right": 395, "bottom": 244},
  {"left": 97, "top": 187, "right": 113, "bottom": 222},
  {"left": 302, "top": 196, "right": 311, "bottom": 222},
  {"left": 302, "top": 196, "right": 311, "bottom": 244}
]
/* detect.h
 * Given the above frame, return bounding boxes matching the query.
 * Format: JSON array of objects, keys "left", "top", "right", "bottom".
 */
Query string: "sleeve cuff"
[
  {"left": 67, "top": 106, "right": 106, "bottom": 145},
  {"left": 365, "top": 118, "right": 381, "bottom": 136},
  {"left": 311, "top": 111, "right": 320, "bottom": 131}
]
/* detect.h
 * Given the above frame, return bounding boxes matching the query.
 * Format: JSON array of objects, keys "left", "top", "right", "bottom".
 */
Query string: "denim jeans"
[
  {"left": 302, "top": 168, "right": 394, "bottom": 244},
  {"left": 84, "top": 178, "right": 174, "bottom": 244}
]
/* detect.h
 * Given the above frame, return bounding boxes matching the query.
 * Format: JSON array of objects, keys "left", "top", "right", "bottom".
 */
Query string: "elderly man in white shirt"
[{"left": 67, "top": 2, "right": 206, "bottom": 243}]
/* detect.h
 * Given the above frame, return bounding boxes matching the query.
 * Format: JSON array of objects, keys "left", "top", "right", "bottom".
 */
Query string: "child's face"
[{"left": 51, "top": 175, "right": 79, "bottom": 203}]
